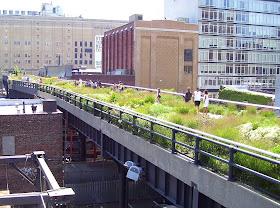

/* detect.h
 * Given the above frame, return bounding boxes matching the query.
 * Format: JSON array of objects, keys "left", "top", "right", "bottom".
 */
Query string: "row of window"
[
  {"left": 201, "top": 9, "right": 280, "bottom": 26},
  {"left": 74, "top": 53, "right": 93, "bottom": 59},
  {"left": 200, "top": 77, "right": 275, "bottom": 89},
  {"left": 199, "top": 49, "right": 280, "bottom": 64},
  {"left": 74, "top": 48, "right": 93, "bottom": 53},
  {"left": 200, "top": 0, "right": 280, "bottom": 14},
  {"left": 201, "top": 22, "right": 279, "bottom": 39},
  {"left": 199, "top": 63, "right": 280, "bottom": 76},
  {"left": 74, "top": 41, "right": 93, "bottom": 47},
  {"left": 74, "top": 60, "right": 93, "bottom": 65},
  {"left": 199, "top": 36, "right": 280, "bottom": 51}
]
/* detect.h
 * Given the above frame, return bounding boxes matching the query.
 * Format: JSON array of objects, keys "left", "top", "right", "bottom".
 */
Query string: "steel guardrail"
[{"left": 8, "top": 78, "right": 280, "bottom": 199}]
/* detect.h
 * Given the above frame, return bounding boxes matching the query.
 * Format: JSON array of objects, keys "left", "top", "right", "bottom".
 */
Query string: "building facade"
[
  {"left": 165, "top": 0, "right": 280, "bottom": 91},
  {"left": 102, "top": 20, "right": 199, "bottom": 92},
  {"left": 0, "top": 15, "right": 127, "bottom": 71}
]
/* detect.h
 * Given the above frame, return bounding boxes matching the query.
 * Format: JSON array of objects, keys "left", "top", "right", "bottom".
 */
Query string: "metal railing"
[
  {"left": 9, "top": 79, "right": 280, "bottom": 199},
  {"left": 100, "top": 82, "right": 279, "bottom": 111}
]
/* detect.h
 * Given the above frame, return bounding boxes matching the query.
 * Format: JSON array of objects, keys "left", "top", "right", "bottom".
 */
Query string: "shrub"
[
  {"left": 175, "top": 106, "right": 190, "bottom": 114},
  {"left": 144, "top": 95, "right": 156, "bottom": 104},
  {"left": 109, "top": 93, "right": 120, "bottom": 103},
  {"left": 219, "top": 88, "right": 272, "bottom": 105},
  {"left": 148, "top": 105, "right": 173, "bottom": 116}
]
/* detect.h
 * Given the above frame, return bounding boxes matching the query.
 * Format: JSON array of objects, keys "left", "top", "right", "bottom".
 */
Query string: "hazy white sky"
[{"left": 0, "top": 0, "right": 164, "bottom": 21}]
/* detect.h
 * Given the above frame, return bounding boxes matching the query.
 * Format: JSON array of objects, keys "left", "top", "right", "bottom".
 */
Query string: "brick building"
[
  {"left": 0, "top": 100, "right": 63, "bottom": 193},
  {"left": 102, "top": 20, "right": 199, "bottom": 92}
]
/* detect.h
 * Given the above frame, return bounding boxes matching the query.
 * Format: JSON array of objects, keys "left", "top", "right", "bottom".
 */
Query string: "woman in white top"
[{"left": 203, "top": 90, "right": 209, "bottom": 115}]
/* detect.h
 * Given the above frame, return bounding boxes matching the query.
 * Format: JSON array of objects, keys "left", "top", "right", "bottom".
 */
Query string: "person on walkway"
[
  {"left": 184, "top": 87, "right": 192, "bottom": 102},
  {"left": 156, "top": 88, "right": 161, "bottom": 104},
  {"left": 78, "top": 78, "right": 83, "bottom": 87},
  {"left": 193, "top": 88, "right": 202, "bottom": 113},
  {"left": 203, "top": 90, "right": 209, "bottom": 115},
  {"left": 119, "top": 81, "right": 124, "bottom": 92}
]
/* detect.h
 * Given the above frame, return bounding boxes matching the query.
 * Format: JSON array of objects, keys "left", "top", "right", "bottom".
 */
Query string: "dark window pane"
[{"left": 184, "top": 49, "right": 193, "bottom": 62}]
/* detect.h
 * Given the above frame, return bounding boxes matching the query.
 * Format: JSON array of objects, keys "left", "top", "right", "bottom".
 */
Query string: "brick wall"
[
  {"left": 102, "top": 22, "right": 134, "bottom": 75},
  {"left": 0, "top": 112, "right": 63, "bottom": 193}
]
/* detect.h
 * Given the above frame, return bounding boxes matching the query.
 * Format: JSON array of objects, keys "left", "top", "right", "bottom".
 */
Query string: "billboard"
[{"left": 95, "top": 35, "right": 103, "bottom": 69}]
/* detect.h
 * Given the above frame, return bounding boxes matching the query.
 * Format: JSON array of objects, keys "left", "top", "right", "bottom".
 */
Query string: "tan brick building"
[
  {"left": 0, "top": 15, "right": 127, "bottom": 71},
  {"left": 103, "top": 20, "right": 199, "bottom": 92}
]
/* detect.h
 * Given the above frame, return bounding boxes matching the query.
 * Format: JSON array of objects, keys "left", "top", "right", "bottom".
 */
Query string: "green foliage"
[
  {"left": 109, "top": 93, "right": 120, "bottom": 103},
  {"left": 144, "top": 95, "right": 156, "bottom": 104},
  {"left": 12, "top": 66, "right": 21, "bottom": 76},
  {"left": 148, "top": 104, "right": 173, "bottom": 116},
  {"left": 175, "top": 105, "right": 190, "bottom": 114},
  {"left": 219, "top": 88, "right": 272, "bottom": 105}
]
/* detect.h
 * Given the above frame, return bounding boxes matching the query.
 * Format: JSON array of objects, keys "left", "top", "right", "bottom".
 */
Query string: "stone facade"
[
  {"left": 102, "top": 20, "right": 199, "bottom": 92},
  {"left": 0, "top": 112, "right": 63, "bottom": 193},
  {"left": 0, "top": 15, "right": 127, "bottom": 71}
]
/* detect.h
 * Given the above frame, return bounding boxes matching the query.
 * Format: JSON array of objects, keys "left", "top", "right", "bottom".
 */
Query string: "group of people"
[
  {"left": 112, "top": 81, "right": 124, "bottom": 92},
  {"left": 184, "top": 87, "right": 209, "bottom": 114},
  {"left": 75, "top": 79, "right": 102, "bottom": 88},
  {"left": 156, "top": 87, "right": 209, "bottom": 114}
]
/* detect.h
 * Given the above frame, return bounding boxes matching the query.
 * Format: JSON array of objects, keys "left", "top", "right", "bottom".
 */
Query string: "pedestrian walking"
[
  {"left": 203, "top": 90, "right": 209, "bottom": 115},
  {"left": 193, "top": 88, "right": 202, "bottom": 113},
  {"left": 156, "top": 88, "right": 161, "bottom": 104},
  {"left": 184, "top": 87, "right": 192, "bottom": 102}
]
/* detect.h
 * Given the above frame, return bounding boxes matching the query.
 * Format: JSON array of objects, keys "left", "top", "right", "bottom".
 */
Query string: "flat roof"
[{"left": 0, "top": 99, "right": 43, "bottom": 115}]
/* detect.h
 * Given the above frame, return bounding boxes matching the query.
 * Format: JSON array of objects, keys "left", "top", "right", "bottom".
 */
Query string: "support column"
[
  {"left": 79, "top": 133, "right": 86, "bottom": 161},
  {"left": 119, "top": 165, "right": 128, "bottom": 208}
]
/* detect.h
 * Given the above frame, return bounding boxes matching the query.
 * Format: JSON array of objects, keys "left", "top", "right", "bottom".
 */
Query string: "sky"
[{"left": 0, "top": 0, "right": 164, "bottom": 21}]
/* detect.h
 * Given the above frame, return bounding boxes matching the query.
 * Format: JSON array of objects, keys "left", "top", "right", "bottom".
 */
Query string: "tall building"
[
  {"left": 102, "top": 20, "right": 199, "bottom": 92},
  {"left": 0, "top": 15, "right": 127, "bottom": 71},
  {"left": 165, "top": 0, "right": 280, "bottom": 91}
]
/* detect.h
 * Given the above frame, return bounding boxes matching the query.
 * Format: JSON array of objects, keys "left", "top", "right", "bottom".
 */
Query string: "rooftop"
[{"left": 0, "top": 99, "right": 43, "bottom": 115}]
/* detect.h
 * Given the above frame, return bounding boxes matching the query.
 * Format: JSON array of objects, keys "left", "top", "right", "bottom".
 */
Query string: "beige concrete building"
[
  {"left": 0, "top": 15, "right": 127, "bottom": 72},
  {"left": 135, "top": 20, "right": 199, "bottom": 92},
  {"left": 103, "top": 20, "right": 199, "bottom": 92}
]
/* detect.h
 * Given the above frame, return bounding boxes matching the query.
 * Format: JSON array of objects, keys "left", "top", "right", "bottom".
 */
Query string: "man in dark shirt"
[{"left": 184, "top": 87, "right": 192, "bottom": 102}]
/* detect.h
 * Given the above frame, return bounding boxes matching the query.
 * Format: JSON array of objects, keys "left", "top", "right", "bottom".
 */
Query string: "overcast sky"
[{"left": 0, "top": 0, "right": 164, "bottom": 21}]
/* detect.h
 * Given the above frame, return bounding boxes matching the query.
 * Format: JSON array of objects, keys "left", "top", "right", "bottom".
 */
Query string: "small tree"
[{"left": 13, "top": 66, "right": 20, "bottom": 76}]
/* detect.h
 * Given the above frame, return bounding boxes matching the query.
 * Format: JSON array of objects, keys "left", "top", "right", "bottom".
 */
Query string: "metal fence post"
[
  {"left": 93, "top": 102, "right": 97, "bottom": 116},
  {"left": 79, "top": 97, "right": 82, "bottom": 109},
  {"left": 172, "top": 129, "right": 176, "bottom": 154},
  {"left": 150, "top": 121, "right": 154, "bottom": 143},
  {"left": 86, "top": 100, "right": 89, "bottom": 112},
  {"left": 119, "top": 111, "right": 123, "bottom": 129},
  {"left": 74, "top": 95, "right": 77, "bottom": 106},
  {"left": 194, "top": 136, "right": 201, "bottom": 165},
  {"left": 132, "top": 115, "right": 136, "bottom": 135},
  {"left": 228, "top": 147, "right": 235, "bottom": 181},
  {"left": 100, "top": 105, "right": 103, "bottom": 119},
  {"left": 107, "top": 107, "right": 111, "bottom": 123}
]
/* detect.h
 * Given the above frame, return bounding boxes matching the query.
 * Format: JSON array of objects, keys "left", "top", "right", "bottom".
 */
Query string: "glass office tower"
[{"left": 165, "top": 0, "right": 280, "bottom": 91}]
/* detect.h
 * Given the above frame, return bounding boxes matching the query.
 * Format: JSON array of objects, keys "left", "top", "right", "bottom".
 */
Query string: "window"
[
  {"left": 184, "top": 49, "right": 193, "bottom": 62},
  {"left": 90, "top": 42, "right": 93, "bottom": 47},
  {"left": 79, "top": 60, "right": 82, "bottom": 64},
  {"left": 80, "top": 41, "right": 83, "bottom": 47},
  {"left": 184, "top": 66, "right": 193, "bottom": 73},
  {"left": 37, "top": 41, "right": 39, "bottom": 45},
  {"left": 85, "top": 60, "right": 88, "bottom": 64},
  {"left": 80, "top": 53, "right": 82, "bottom": 58},
  {"left": 75, "top": 53, "right": 77, "bottom": 58},
  {"left": 5, "top": 53, "right": 8, "bottom": 57},
  {"left": 75, "top": 60, "right": 78, "bottom": 64},
  {"left": 75, "top": 41, "right": 77, "bottom": 47},
  {"left": 89, "top": 60, "right": 92, "bottom": 65},
  {"left": 85, "top": 41, "right": 87, "bottom": 47},
  {"left": 37, "top": 60, "right": 39, "bottom": 63},
  {"left": 75, "top": 48, "right": 78, "bottom": 52},
  {"left": 85, "top": 48, "right": 92, "bottom": 53}
]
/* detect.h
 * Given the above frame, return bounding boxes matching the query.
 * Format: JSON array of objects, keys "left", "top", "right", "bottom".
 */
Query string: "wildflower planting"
[{"left": 9, "top": 75, "right": 280, "bottom": 196}]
